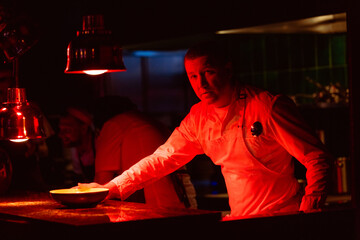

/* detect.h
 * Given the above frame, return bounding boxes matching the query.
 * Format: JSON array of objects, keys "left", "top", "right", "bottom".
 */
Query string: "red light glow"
[
  {"left": 83, "top": 70, "right": 108, "bottom": 75},
  {"left": 65, "top": 46, "right": 71, "bottom": 72},
  {"left": 10, "top": 138, "right": 28, "bottom": 143},
  {"left": 22, "top": 117, "right": 27, "bottom": 136},
  {"left": 33, "top": 116, "right": 39, "bottom": 130}
]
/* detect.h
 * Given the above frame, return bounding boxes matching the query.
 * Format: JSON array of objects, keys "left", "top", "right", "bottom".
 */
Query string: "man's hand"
[
  {"left": 75, "top": 182, "right": 121, "bottom": 200},
  {"left": 77, "top": 182, "right": 103, "bottom": 190},
  {"left": 299, "top": 193, "right": 327, "bottom": 213}
]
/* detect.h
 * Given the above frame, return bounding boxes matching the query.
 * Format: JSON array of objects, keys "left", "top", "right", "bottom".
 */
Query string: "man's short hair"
[{"left": 184, "top": 40, "right": 230, "bottom": 67}]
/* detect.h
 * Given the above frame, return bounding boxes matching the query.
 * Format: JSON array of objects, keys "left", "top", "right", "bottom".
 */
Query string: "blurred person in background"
[
  {"left": 92, "top": 96, "right": 196, "bottom": 208},
  {"left": 58, "top": 107, "right": 96, "bottom": 184},
  {"left": 62, "top": 97, "right": 197, "bottom": 209}
]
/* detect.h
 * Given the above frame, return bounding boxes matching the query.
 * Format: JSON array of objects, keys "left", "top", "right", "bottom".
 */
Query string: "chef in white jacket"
[{"left": 79, "top": 41, "right": 330, "bottom": 219}]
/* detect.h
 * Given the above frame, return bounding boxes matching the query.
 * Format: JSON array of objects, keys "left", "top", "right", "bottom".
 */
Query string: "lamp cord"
[{"left": 12, "top": 58, "right": 19, "bottom": 88}]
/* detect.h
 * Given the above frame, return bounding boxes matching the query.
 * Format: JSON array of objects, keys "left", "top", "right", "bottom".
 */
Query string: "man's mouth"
[
  {"left": 200, "top": 89, "right": 211, "bottom": 95},
  {"left": 201, "top": 91, "right": 212, "bottom": 97}
]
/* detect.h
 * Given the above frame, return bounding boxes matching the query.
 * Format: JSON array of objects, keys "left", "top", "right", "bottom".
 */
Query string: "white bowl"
[{"left": 50, "top": 188, "right": 109, "bottom": 208}]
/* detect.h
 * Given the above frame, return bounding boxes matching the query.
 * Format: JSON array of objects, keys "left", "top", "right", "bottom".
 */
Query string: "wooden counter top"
[
  {"left": 1, "top": 192, "right": 354, "bottom": 240},
  {"left": 0, "top": 192, "right": 221, "bottom": 240}
]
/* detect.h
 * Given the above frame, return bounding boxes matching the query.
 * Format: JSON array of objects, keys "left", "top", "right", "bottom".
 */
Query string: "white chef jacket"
[{"left": 111, "top": 85, "right": 330, "bottom": 218}]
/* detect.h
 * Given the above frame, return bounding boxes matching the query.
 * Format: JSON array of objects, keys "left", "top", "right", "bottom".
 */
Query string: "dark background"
[
  {"left": 0, "top": 0, "right": 347, "bottom": 114},
  {"left": 1, "top": 1, "right": 360, "bottom": 239},
  {"left": 0, "top": 0, "right": 354, "bottom": 211}
]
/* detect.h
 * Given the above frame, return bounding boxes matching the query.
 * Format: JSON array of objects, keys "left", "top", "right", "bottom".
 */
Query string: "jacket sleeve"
[
  {"left": 110, "top": 113, "right": 204, "bottom": 200},
  {"left": 268, "top": 95, "right": 331, "bottom": 211}
]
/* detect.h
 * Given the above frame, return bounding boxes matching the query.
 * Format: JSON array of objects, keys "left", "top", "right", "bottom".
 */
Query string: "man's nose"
[{"left": 199, "top": 74, "right": 209, "bottom": 88}]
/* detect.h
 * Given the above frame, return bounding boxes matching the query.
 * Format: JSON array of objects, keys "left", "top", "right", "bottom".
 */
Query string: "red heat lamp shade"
[
  {"left": 64, "top": 15, "right": 126, "bottom": 75},
  {"left": 0, "top": 88, "right": 45, "bottom": 142}
]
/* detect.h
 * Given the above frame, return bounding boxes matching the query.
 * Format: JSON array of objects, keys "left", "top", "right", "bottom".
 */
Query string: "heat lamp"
[
  {"left": 0, "top": 4, "right": 45, "bottom": 142},
  {"left": 64, "top": 14, "right": 126, "bottom": 75}
]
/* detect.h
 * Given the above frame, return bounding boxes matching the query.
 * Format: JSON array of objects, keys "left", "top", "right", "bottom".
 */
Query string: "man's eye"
[
  {"left": 205, "top": 70, "right": 215, "bottom": 74},
  {"left": 190, "top": 75, "right": 197, "bottom": 79}
]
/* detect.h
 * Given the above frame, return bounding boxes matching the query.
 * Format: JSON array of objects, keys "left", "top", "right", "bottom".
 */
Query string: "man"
[
  {"left": 63, "top": 99, "right": 197, "bottom": 209},
  {"left": 80, "top": 41, "right": 330, "bottom": 219},
  {"left": 58, "top": 107, "right": 96, "bottom": 183},
  {"left": 91, "top": 96, "right": 197, "bottom": 209}
]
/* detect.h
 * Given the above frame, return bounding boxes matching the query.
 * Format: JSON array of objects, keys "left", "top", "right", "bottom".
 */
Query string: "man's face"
[
  {"left": 185, "top": 56, "right": 233, "bottom": 108},
  {"left": 58, "top": 116, "right": 83, "bottom": 148}
]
